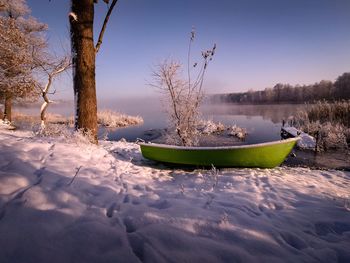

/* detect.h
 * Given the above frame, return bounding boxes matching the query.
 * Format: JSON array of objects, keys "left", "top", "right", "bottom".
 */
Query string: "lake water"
[{"left": 15, "top": 98, "right": 306, "bottom": 144}]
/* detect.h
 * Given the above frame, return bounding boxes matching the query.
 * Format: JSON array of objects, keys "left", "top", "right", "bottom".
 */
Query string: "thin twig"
[{"left": 67, "top": 166, "right": 82, "bottom": 186}]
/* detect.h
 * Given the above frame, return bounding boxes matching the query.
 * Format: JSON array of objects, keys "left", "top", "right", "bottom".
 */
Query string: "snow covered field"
[{"left": 0, "top": 128, "right": 350, "bottom": 263}]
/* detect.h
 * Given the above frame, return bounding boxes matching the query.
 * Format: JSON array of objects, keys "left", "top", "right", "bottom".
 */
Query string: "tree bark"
[
  {"left": 3, "top": 95, "right": 12, "bottom": 122},
  {"left": 40, "top": 91, "right": 50, "bottom": 129},
  {"left": 70, "top": 0, "right": 98, "bottom": 143}
]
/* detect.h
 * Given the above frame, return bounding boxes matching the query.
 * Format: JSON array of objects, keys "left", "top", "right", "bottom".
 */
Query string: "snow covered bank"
[
  {"left": 0, "top": 128, "right": 350, "bottom": 263},
  {"left": 11, "top": 110, "right": 143, "bottom": 129}
]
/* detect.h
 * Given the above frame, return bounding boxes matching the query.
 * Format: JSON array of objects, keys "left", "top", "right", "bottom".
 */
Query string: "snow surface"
[{"left": 0, "top": 128, "right": 350, "bottom": 263}]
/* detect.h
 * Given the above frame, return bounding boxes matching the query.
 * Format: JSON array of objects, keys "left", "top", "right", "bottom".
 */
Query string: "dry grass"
[
  {"left": 10, "top": 110, "right": 143, "bottom": 139},
  {"left": 97, "top": 110, "right": 143, "bottom": 128},
  {"left": 306, "top": 100, "right": 350, "bottom": 127},
  {"left": 294, "top": 100, "right": 350, "bottom": 151}
]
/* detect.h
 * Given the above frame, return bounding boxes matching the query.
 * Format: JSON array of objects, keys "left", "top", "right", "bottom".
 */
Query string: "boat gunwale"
[{"left": 138, "top": 137, "right": 300, "bottom": 151}]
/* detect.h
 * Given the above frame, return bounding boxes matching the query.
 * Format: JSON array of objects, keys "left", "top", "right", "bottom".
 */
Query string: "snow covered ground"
[{"left": 0, "top": 127, "right": 350, "bottom": 263}]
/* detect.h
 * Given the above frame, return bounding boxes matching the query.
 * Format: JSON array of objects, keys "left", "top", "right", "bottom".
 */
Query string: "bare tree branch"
[{"left": 95, "top": 0, "right": 118, "bottom": 54}]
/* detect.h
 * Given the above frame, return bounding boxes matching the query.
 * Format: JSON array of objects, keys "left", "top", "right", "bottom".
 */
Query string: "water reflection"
[{"left": 202, "top": 103, "right": 306, "bottom": 124}]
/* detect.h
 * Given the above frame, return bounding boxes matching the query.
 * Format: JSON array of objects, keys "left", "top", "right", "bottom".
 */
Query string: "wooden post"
[{"left": 315, "top": 130, "right": 320, "bottom": 153}]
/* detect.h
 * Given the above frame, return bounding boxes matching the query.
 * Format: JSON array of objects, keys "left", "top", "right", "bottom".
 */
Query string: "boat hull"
[{"left": 139, "top": 138, "right": 299, "bottom": 168}]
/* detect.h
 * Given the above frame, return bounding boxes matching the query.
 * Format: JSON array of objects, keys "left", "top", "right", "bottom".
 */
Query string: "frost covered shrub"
[
  {"left": 317, "top": 123, "right": 348, "bottom": 151},
  {"left": 198, "top": 120, "right": 225, "bottom": 135},
  {"left": 228, "top": 125, "right": 247, "bottom": 139},
  {"left": 46, "top": 113, "right": 74, "bottom": 126},
  {"left": 306, "top": 100, "right": 350, "bottom": 127},
  {"left": 34, "top": 123, "right": 95, "bottom": 145},
  {"left": 294, "top": 100, "right": 350, "bottom": 150},
  {"left": 11, "top": 112, "right": 38, "bottom": 130},
  {"left": 11, "top": 112, "right": 73, "bottom": 131},
  {"left": 97, "top": 110, "right": 143, "bottom": 128},
  {"left": 34, "top": 123, "right": 72, "bottom": 138},
  {"left": 151, "top": 29, "right": 216, "bottom": 146},
  {"left": 11, "top": 110, "right": 142, "bottom": 130}
]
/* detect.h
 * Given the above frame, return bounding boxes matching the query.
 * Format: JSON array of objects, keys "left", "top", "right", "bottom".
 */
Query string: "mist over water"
[
  {"left": 15, "top": 97, "right": 305, "bottom": 144},
  {"left": 99, "top": 97, "right": 305, "bottom": 144}
]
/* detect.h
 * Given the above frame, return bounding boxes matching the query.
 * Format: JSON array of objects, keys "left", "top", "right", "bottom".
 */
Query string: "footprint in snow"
[
  {"left": 123, "top": 216, "right": 137, "bottom": 233},
  {"left": 315, "top": 221, "right": 350, "bottom": 236},
  {"left": 273, "top": 202, "right": 284, "bottom": 210},
  {"left": 132, "top": 199, "right": 141, "bottom": 205},
  {"left": 34, "top": 167, "right": 45, "bottom": 178},
  {"left": 133, "top": 184, "right": 144, "bottom": 191},
  {"left": 279, "top": 232, "right": 308, "bottom": 250},
  {"left": 123, "top": 194, "right": 131, "bottom": 203},
  {"left": 145, "top": 185, "right": 153, "bottom": 192},
  {"left": 149, "top": 199, "right": 171, "bottom": 210},
  {"left": 106, "top": 202, "right": 120, "bottom": 218},
  {"left": 122, "top": 182, "right": 129, "bottom": 191}
]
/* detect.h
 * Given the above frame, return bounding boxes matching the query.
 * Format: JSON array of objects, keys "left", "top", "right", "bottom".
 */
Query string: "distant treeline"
[{"left": 212, "top": 72, "right": 350, "bottom": 104}]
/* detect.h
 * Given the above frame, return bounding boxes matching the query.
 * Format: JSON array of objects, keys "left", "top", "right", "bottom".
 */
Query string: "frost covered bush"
[
  {"left": 228, "top": 125, "right": 247, "bottom": 139},
  {"left": 151, "top": 29, "right": 216, "bottom": 146},
  {"left": 10, "top": 112, "right": 73, "bottom": 130},
  {"left": 46, "top": 113, "right": 74, "bottom": 126},
  {"left": 294, "top": 100, "right": 350, "bottom": 150},
  {"left": 33, "top": 123, "right": 95, "bottom": 145},
  {"left": 306, "top": 100, "right": 350, "bottom": 127},
  {"left": 197, "top": 120, "right": 247, "bottom": 139},
  {"left": 35, "top": 123, "right": 72, "bottom": 137},
  {"left": 319, "top": 123, "right": 348, "bottom": 150},
  {"left": 198, "top": 120, "right": 225, "bottom": 135},
  {"left": 11, "top": 111, "right": 142, "bottom": 130},
  {"left": 97, "top": 110, "right": 143, "bottom": 128}
]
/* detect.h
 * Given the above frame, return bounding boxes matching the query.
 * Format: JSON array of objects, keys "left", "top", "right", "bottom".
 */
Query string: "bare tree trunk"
[
  {"left": 70, "top": 0, "right": 98, "bottom": 143},
  {"left": 38, "top": 58, "right": 71, "bottom": 130},
  {"left": 3, "top": 95, "right": 12, "bottom": 122},
  {"left": 40, "top": 91, "right": 50, "bottom": 128},
  {"left": 0, "top": 100, "right": 3, "bottom": 120}
]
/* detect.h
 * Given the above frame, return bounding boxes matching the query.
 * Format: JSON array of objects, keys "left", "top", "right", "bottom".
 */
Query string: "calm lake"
[
  {"left": 15, "top": 97, "right": 306, "bottom": 145},
  {"left": 103, "top": 99, "right": 306, "bottom": 144}
]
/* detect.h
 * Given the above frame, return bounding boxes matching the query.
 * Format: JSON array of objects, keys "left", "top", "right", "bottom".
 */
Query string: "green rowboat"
[{"left": 139, "top": 137, "right": 299, "bottom": 168}]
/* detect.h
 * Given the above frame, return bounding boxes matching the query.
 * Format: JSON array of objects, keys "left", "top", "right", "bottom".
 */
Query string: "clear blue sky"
[{"left": 27, "top": 0, "right": 350, "bottom": 100}]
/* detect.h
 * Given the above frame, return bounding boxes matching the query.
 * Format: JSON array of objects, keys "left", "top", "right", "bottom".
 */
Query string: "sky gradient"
[{"left": 27, "top": 0, "right": 350, "bottom": 100}]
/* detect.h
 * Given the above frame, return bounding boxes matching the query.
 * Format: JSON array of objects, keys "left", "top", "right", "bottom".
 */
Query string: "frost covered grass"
[
  {"left": 97, "top": 110, "right": 143, "bottom": 128},
  {"left": 197, "top": 119, "right": 247, "bottom": 139},
  {"left": 306, "top": 100, "right": 350, "bottom": 126},
  {"left": 10, "top": 110, "right": 143, "bottom": 130},
  {"left": 295, "top": 100, "right": 350, "bottom": 151},
  {"left": 0, "top": 127, "right": 350, "bottom": 263},
  {"left": 197, "top": 119, "right": 225, "bottom": 134}
]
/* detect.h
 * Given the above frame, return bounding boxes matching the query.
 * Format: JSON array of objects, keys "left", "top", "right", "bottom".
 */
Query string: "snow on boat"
[
  {"left": 139, "top": 137, "right": 299, "bottom": 168},
  {"left": 281, "top": 126, "right": 316, "bottom": 150}
]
